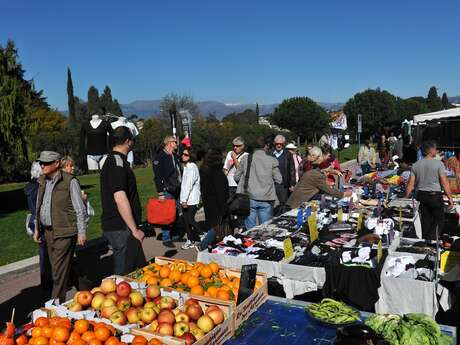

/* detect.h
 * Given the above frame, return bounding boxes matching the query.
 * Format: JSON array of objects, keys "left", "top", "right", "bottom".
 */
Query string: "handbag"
[
  {"left": 146, "top": 198, "right": 176, "bottom": 225},
  {"left": 228, "top": 154, "right": 253, "bottom": 216}
]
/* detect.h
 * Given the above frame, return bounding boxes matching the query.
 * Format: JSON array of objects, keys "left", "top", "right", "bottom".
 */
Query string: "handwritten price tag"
[
  {"left": 283, "top": 238, "right": 294, "bottom": 260},
  {"left": 356, "top": 210, "right": 363, "bottom": 232},
  {"left": 308, "top": 215, "right": 318, "bottom": 242},
  {"left": 377, "top": 240, "right": 383, "bottom": 263}
]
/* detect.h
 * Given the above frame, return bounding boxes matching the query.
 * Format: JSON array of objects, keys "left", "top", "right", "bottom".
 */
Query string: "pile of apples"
[
  {"left": 145, "top": 298, "right": 226, "bottom": 345},
  {"left": 68, "top": 278, "right": 174, "bottom": 327}
]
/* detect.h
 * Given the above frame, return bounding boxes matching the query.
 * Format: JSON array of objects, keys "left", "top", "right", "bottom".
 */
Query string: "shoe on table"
[{"left": 163, "top": 241, "right": 175, "bottom": 248}]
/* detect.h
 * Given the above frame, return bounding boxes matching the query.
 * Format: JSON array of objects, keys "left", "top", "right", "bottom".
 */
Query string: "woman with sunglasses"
[{"left": 180, "top": 148, "right": 202, "bottom": 249}]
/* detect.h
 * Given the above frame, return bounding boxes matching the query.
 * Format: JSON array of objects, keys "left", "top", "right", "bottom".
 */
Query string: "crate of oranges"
[{"left": 127, "top": 257, "right": 268, "bottom": 330}]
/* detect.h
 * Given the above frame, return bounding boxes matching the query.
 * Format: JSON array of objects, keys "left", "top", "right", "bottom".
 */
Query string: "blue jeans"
[
  {"left": 162, "top": 192, "right": 179, "bottom": 242},
  {"left": 199, "top": 228, "right": 216, "bottom": 250},
  {"left": 244, "top": 199, "right": 273, "bottom": 230}
]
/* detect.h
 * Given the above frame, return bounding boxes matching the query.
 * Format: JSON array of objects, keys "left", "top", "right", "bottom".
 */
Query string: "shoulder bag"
[{"left": 227, "top": 154, "right": 252, "bottom": 216}]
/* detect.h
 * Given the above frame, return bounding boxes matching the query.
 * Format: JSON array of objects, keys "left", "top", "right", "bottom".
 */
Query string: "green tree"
[
  {"left": 31, "top": 108, "right": 66, "bottom": 132},
  {"left": 343, "top": 89, "right": 401, "bottom": 137},
  {"left": 67, "top": 67, "right": 76, "bottom": 128},
  {"left": 87, "top": 85, "right": 100, "bottom": 115},
  {"left": 398, "top": 97, "right": 429, "bottom": 119},
  {"left": 110, "top": 98, "right": 123, "bottom": 116},
  {"left": 135, "top": 118, "right": 168, "bottom": 163},
  {"left": 426, "top": 86, "right": 442, "bottom": 112},
  {"left": 441, "top": 92, "right": 450, "bottom": 109},
  {"left": 222, "top": 108, "right": 258, "bottom": 125},
  {"left": 255, "top": 102, "right": 260, "bottom": 116},
  {"left": 99, "top": 86, "right": 113, "bottom": 114},
  {"left": 271, "top": 97, "right": 329, "bottom": 142},
  {"left": 159, "top": 93, "right": 200, "bottom": 137}
]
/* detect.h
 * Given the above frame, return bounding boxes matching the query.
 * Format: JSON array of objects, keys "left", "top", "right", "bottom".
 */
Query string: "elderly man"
[
  {"left": 33, "top": 151, "right": 88, "bottom": 302},
  {"left": 287, "top": 147, "right": 352, "bottom": 209},
  {"left": 272, "top": 135, "right": 296, "bottom": 211}
]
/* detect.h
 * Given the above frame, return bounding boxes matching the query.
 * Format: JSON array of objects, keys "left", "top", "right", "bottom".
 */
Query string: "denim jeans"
[
  {"left": 162, "top": 192, "right": 179, "bottom": 242},
  {"left": 104, "top": 230, "right": 146, "bottom": 275},
  {"left": 244, "top": 199, "right": 273, "bottom": 230},
  {"left": 199, "top": 228, "right": 216, "bottom": 250}
]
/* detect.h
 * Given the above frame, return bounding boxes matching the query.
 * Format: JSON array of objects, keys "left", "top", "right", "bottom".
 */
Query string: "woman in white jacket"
[{"left": 180, "top": 148, "right": 202, "bottom": 249}]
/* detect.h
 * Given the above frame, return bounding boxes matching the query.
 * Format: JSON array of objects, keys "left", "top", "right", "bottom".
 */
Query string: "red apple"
[
  {"left": 173, "top": 322, "right": 190, "bottom": 337},
  {"left": 91, "top": 292, "right": 106, "bottom": 310},
  {"left": 116, "top": 281, "right": 132, "bottom": 297},
  {"left": 197, "top": 315, "right": 214, "bottom": 333},
  {"left": 140, "top": 308, "right": 157, "bottom": 324},
  {"left": 100, "top": 279, "right": 117, "bottom": 294},
  {"left": 186, "top": 304, "right": 203, "bottom": 321},
  {"left": 207, "top": 308, "right": 224, "bottom": 325},
  {"left": 125, "top": 307, "right": 141, "bottom": 324},
  {"left": 157, "top": 323, "right": 174, "bottom": 336},
  {"left": 101, "top": 306, "right": 118, "bottom": 318},
  {"left": 175, "top": 312, "right": 189, "bottom": 323},
  {"left": 76, "top": 291, "right": 93, "bottom": 307},
  {"left": 180, "top": 332, "right": 196, "bottom": 345},
  {"left": 157, "top": 310, "right": 175, "bottom": 325},
  {"left": 110, "top": 310, "right": 127, "bottom": 325},
  {"left": 159, "top": 296, "right": 176, "bottom": 310},
  {"left": 146, "top": 285, "right": 161, "bottom": 299},
  {"left": 185, "top": 298, "right": 199, "bottom": 306},
  {"left": 129, "top": 291, "right": 144, "bottom": 307},
  {"left": 116, "top": 297, "right": 131, "bottom": 312},
  {"left": 153, "top": 296, "right": 162, "bottom": 305}
]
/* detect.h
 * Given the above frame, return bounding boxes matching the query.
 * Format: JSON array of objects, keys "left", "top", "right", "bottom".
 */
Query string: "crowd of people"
[{"left": 24, "top": 126, "right": 458, "bottom": 303}]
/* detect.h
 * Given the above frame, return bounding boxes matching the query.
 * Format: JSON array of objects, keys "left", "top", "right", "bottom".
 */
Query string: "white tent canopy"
[{"left": 413, "top": 107, "right": 460, "bottom": 124}]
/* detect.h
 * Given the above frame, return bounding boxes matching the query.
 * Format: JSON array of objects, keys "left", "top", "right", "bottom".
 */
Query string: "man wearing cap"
[{"left": 33, "top": 151, "right": 88, "bottom": 302}]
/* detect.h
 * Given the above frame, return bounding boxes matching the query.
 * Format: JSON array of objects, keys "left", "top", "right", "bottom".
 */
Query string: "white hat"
[{"left": 286, "top": 143, "right": 297, "bottom": 149}]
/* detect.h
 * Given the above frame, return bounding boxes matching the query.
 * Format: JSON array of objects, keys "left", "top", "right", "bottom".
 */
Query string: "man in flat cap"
[{"left": 33, "top": 151, "right": 88, "bottom": 302}]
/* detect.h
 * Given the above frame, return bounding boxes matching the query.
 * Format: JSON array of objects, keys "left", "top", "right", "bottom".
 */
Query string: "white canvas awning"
[{"left": 413, "top": 107, "right": 460, "bottom": 124}]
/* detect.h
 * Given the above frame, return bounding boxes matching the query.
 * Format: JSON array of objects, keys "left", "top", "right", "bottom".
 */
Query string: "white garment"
[
  {"left": 223, "top": 151, "right": 248, "bottom": 187},
  {"left": 179, "top": 162, "right": 200, "bottom": 205},
  {"left": 111, "top": 117, "right": 139, "bottom": 166}
]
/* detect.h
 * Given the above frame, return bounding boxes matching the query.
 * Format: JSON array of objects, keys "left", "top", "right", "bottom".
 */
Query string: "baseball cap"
[{"left": 37, "top": 151, "right": 61, "bottom": 163}]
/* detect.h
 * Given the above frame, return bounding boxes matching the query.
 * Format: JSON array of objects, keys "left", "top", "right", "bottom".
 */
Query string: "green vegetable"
[{"left": 305, "top": 298, "right": 360, "bottom": 325}]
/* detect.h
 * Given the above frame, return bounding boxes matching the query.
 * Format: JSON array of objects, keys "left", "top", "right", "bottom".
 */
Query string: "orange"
[
  {"left": 48, "top": 338, "right": 59, "bottom": 345},
  {"left": 180, "top": 272, "right": 190, "bottom": 285},
  {"left": 190, "top": 285, "right": 204, "bottom": 295},
  {"left": 41, "top": 327, "right": 53, "bottom": 339},
  {"left": 147, "top": 339, "right": 162, "bottom": 345},
  {"left": 49, "top": 318, "right": 61, "bottom": 328},
  {"left": 81, "top": 332, "right": 96, "bottom": 343},
  {"left": 35, "top": 336, "right": 48, "bottom": 345},
  {"left": 57, "top": 320, "right": 71, "bottom": 330},
  {"left": 131, "top": 336, "right": 147, "bottom": 345},
  {"left": 88, "top": 339, "right": 102, "bottom": 345},
  {"left": 189, "top": 270, "right": 200, "bottom": 278},
  {"left": 146, "top": 276, "right": 159, "bottom": 285},
  {"left": 69, "top": 340, "right": 86, "bottom": 345},
  {"left": 206, "top": 286, "right": 218, "bottom": 298},
  {"left": 74, "top": 320, "right": 89, "bottom": 335},
  {"left": 159, "top": 278, "right": 172, "bottom": 288},
  {"left": 231, "top": 277, "right": 241, "bottom": 288},
  {"left": 200, "top": 266, "right": 212, "bottom": 278},
  {"left": 169, "top": 270, "right": 181, "bottom": 283},
  {"left": 216, "top": 289, "right": 231, "bottom": 301},
  {"left": 35, "top": 317, "right": 49, "bottom": 328},
  {"left": 187, "top": 276, "right": 199, "bottom": 288},
  {"left": 94, "top": 327, "right": 111, "bottom": 342},
  {"left": 52, "top": 328, "right": 69, "bottom": 343},
  {"left": 209, "top": 262, "right": 219, "bottom": 274},
  {"left": 32, "top": 328, "right": 43, "bottom": 338},
  {"left": 16, "top": 335, "right": 28, "bottom": 345},
  {"left": 220, "top": 284, "right": 232, "bottom": 292},
  {"left": 159, "top": 267, "right": 170, "bottom": 278},
  {"left": 104, "top": 336, "right": 119, "bottom": 345},
  {"left": 67, "top": 332, "right": 80, "bottom": 344}
]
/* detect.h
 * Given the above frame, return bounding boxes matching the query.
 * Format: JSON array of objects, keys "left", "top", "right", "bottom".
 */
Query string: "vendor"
[
  {"left": 405, "top": 140, "right": 454, "bottom": 240},
  {"left": 358, "top": 139, "right": 376, "bottom": 174},
  {"left": 287, "top": 146, "right": 352, "bottom": 209}
]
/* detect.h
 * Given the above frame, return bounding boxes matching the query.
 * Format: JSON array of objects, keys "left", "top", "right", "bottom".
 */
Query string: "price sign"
[
  {"left": 236, "top": 264, "right": 257, "bottom": 305},
  {"left": 377, "top": 240, "right": 383, "bottom": 263},
  {"left": 440, "top": 251, "right": 460, "bottom": 273},
  {"left": 337, "top": 207, "right": 343, "bottom": 223},
  {"left": 283, "top": 238, "right": 294, "bottom": 260},
  {"left": 356, "top": 210, "right": 363, "bottom": 232},
  {"left": 308, "top": 215, "right": 318, "bottom": 242}
]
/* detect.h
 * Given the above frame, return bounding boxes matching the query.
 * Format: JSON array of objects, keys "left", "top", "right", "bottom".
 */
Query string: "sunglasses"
[
  {"left": 233, "top": 144, "right": 243, "bottom": 148},
  {"left": 39, "top": 161, "right": 56, "bottom": 166},
  {"left": 275, "top": 143, "right": 284, "bottom": 146},
  {"left": 182, "top": 153, "right": 190, "bottom": 157}
]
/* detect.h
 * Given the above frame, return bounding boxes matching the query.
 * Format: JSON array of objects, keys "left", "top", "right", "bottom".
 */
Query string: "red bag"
[{"left": 146, "top": 198, "right": 176, "bottom": 225}]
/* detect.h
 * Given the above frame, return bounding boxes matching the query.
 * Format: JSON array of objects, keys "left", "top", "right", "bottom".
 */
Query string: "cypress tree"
[
  {"left": 426, "top": 86, "right": 442, "bottom": 112},
  {"left": 256, "top": 102, "right": 260, "bottom": 116},
  {"left": 441, "top": 92, "right": 450, "bottom": 109},
  {"left": 67, "top": 67, "right": 76, "bottom": 127},
  {"left": 87, "top": 86, "right": 100, "bottom": 115},
  {"left": 99, "top": 86, "right": 113, "bottom": 114}
]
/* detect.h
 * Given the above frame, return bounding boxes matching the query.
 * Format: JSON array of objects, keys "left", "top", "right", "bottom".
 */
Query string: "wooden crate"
[
  {"left": 132, "top": 297, "right": 234, "bottom": 345},
  {"left": 153, "top": 256, "right": 269, "bottom": 330}
]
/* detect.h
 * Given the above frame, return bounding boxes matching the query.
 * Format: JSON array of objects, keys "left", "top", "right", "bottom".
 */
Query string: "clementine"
[
  {"left": 88, "top": 339, "right": 102, "bottom": 345},
  {"left": 190, "top": 285, "right": 204, "bottom": 295},
  {"left": 51, "top": 327, "right": 69, "bottom": 343},
  {"left": 74, "top": 320, "right": 89, "bottom": 335},
  {"left": 200, "top": 266, "right": 212, "bottom": 278},
  {"left": 169, "top": 270, "right": 181, "bottom": 283},
  {"left": 180, "top": 272, "right": 190, "bottom": 285},
  {"left": 81, "top": 332, "right": 96, "bottom": 343},
  {"left": 159, "top": 278, "right": 172, "bottom": 288},
  {"left": 159, "top": 267, "right": 170, "bottom": 278},
  {"left": 209, "top": 262, "right": 219, "bottom": 274},
  {"left": 34, "top": 318, "right": 49, "bottom": 328},
  {"left": 34, "top": 336, "right": 48, "bottom": 345},
  {"left": 16, "top": 335, "right": 28, "bottom": 345},
  {"left": 216, "top": 289, "right": 231, "bottom": 301},
  {"left": 147, "top": 339, "right": 162, "bottom": 345},
  {"left": 206, "top": 286, "right": 218, "bottom": 298},
  {"left": 31, "top": 328, "right": 42, "bottom": 338},
  {"left": 146, "top": 276, "right": 159, "bottom": 286},
  {"left": 131, "top": 336, "right": 147, "bottom": 345},
  {"left": 41, "top": 327, "right": 53, "bottom": 339},
  {"left": 94, "top": 327, "right": 111, "bottom": 342},
  {"left": 104, "top": 336, "right": 119, "bottom": 345},
  {"left": 187, "top": 276, "right": 199, "bottom": 288}
]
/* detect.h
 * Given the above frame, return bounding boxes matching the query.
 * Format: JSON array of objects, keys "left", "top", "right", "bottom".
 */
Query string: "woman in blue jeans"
[{"left": 197, "top": 149, "right": 230, "bottom": 250}]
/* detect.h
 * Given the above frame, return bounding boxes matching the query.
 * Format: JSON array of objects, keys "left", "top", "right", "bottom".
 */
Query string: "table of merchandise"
[{"left": 225, "top": 296, "right": 457, "bottom": 345}]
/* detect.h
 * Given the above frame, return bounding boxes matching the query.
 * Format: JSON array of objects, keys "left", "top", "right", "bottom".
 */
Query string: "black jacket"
[
  {"left": 24, "top": 178, "right": 39, "bottom": 229},
  {"left": 273, "top": 150, "right": 296, "bottom": 188},
  {"left": 153, "top": 149, "right": 181, "bottom": 195},
  {"left": 200, "top": 166, "right": 229, "bottom": 230}
]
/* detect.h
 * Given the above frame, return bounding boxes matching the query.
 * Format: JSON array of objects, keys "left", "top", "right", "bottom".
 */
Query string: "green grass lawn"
[
  {"left": 0, "top": 167, "right": 156, "bottom": 266},
  {"left": 335, "top": 144, "right": 359, "bottom": 163}
]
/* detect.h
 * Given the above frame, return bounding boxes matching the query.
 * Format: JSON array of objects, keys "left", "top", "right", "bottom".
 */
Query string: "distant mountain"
[
  {"left": 449, "top": 95, "right": 460, "bottom": 104},
  {"left": 120, "top": 100, "right": 343, "bottom": 119}
]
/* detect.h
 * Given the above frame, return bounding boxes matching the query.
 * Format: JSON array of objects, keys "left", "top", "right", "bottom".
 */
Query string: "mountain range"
[{"left": 121, "top": 100, "right": 344, "bottom": 119}]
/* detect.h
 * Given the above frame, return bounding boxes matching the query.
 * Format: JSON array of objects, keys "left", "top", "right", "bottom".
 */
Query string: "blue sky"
[{"left": 1, "top": 0, "right": 459, "bottom": 110}]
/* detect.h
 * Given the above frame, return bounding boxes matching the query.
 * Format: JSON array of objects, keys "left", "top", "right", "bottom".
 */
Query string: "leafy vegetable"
[{"left": 306, "top": 298, "right": 360, "bottom": 325}]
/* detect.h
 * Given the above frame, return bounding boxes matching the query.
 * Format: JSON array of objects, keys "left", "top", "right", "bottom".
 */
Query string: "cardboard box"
[{"left": 132, "top": 297, "right": 234, "bottom": 345}]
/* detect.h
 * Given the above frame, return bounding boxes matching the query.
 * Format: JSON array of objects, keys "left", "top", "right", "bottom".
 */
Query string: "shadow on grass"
[{"left": 0, "top": 188, "right": 28, "bottom": 215}]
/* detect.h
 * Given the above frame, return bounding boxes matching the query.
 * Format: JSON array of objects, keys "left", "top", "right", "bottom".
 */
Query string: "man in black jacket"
[
  {"left": 152, "top": 135, "right": 182, "bottom": 248},
  {"left": 272, "top": 135, "right": 296, "bottom": 212}
]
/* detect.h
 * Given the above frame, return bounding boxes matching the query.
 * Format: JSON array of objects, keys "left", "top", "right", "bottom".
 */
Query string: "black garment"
[
  {"left": 402, "top": 145, "right": 417, "bottom": 165},
  {"left": 153, "top": 149, "right": 182, "bottom": 196},
  {"left": 417, "top": 191, "right": 445, "bottom": 240},
  {"left": 182, "top": 205, "right": 202, "bottom": 242},
  {"left": 200, "top": 166, "right": 229, "bottom": 230},
  {"left": 24, "top": 178, "right": 39, "bottom": 230},
  {"left": 104, "top": 230, "right": 146, "bottom": 275},
  {"left": 272, "top": 150, "right": 295, "bottom": 188},
  {"left": 80, "top": 120, "right": 112, "bottom": 155},
  {"left": 100, "top": 151, "right": 141, "bottom": 232}
]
